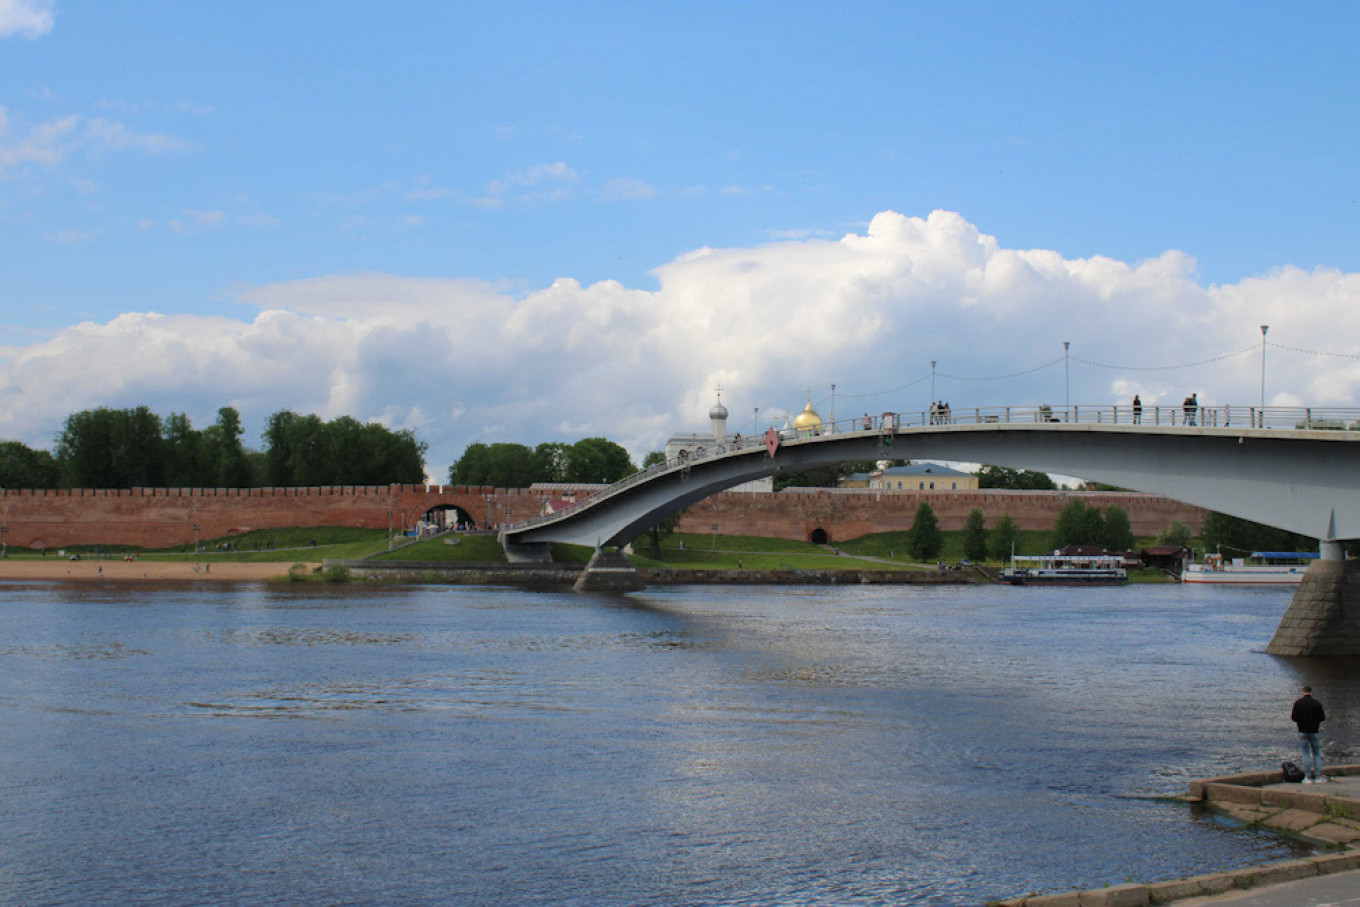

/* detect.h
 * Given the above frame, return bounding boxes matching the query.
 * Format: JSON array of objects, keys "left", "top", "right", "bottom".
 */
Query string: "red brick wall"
[
  {"left": 0, "top": 484, "right": 1206, "bottom": 551},
  {"left": 678, "top": 489, "right": 1206, "bottom": 545},
  {"left": 0, "top": 485, "right": 554, "bottom": 550}
]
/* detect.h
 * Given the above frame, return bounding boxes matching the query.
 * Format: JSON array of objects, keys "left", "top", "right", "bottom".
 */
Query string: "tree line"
[
  {"left": 449, "top": 439, "right": 636, "bottom": 487},
  {"left": 0, "top": 406, "right": 427, "bottom": 489}
]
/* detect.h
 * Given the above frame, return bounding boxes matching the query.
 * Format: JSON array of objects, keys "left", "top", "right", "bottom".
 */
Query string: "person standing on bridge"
[
  {"left": 1291, "top": 685, "right": 1327, "bottom": 782},
  {"left": 1132, "top": 395, "right": 1142, "bottom": 424}
]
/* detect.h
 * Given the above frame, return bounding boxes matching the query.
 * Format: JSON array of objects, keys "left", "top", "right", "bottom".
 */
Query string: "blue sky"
[{"left": 3, "top": 1, "right": 1360, "bottom": 479}]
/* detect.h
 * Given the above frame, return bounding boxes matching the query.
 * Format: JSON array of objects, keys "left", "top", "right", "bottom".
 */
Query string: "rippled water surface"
[{"left": 1, "top": 580, "right": 1356, "bottom": 905}]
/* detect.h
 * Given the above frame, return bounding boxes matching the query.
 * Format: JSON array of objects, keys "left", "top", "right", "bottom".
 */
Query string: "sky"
[{"left": 3, "top": 0, "right": 1360, "bottom": 481}]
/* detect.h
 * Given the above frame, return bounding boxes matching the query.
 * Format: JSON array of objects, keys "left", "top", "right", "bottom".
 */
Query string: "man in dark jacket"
[{"left": 1291, "top": 686, "right": 1327, "bottom": 782}]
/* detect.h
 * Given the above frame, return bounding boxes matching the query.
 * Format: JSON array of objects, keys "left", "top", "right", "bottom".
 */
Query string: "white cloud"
[
  {"left": 599, "top": 177, "right": 655, "bottom": 201},
  {"left": 0, "top": 0, "right": 54, "bottom": 38},
  {"left": 3, "top": 210, "right": 1360, "bottom": 481},
  {"left": 0, "top": 109, "right": 189, "bottom": 172},
  {"left": 484, "top": 161, "right": 581, "bottom": 202}
]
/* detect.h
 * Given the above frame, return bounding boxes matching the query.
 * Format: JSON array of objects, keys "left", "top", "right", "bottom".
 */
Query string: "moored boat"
[
  {"left": 1181, "top": 551, "right": 1317, "bottom": 585},
  {"left": 1000, "top": 554, "right": 1128, "bottom": 586}
]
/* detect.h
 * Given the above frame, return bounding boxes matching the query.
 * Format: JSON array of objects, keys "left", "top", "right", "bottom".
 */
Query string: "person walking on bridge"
[{"left": 1291, "top": 685, "right": 1327, "bottom": 782}]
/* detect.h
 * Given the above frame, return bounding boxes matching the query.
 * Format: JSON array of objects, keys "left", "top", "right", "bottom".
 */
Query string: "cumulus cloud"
[
  {"left": 3, "top": 209, "right": 1359, "bottom": 481},
  {"left": 0, "top": 0, "right": 53, "bottom": 38}
]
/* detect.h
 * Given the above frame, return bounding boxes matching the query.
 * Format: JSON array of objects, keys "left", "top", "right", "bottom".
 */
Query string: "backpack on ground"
[{"left": 1281, "top": 761, "right": 1305, "bottom": 783}]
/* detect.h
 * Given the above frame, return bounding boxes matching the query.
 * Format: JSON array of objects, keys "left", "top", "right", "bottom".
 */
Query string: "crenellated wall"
[
  {"left": 678, "top": 488, "right": 1206, "bottom": 545},
  {"left": 0, "top": 484, "right": 550, "bottom": 550},
  {"left": 0, "top": 484, "right": 1206, "bottom": 551}
]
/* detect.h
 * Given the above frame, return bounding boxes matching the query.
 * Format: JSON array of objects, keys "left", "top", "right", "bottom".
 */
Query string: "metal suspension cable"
[
  {"left": 1069, "top": 344, "right": 1257, "bottom": 372},
  {"left": 827, "top": 374, "right": 931, "bottom": 400},
  {"left": 1266, "top": 341, "right": 1360, "bottom": 360},
  {"left": 936, "top": 356, "right": 1065, "bottom": 381}
]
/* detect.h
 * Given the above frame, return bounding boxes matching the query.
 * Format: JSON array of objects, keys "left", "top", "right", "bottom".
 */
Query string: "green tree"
[
  {"left": 164, "top": 413, "right": 206, "bottom": 486},
  {"left": 261, "top": 412, "right": 426, "bottom": 486},
  {"left": 907, "top": 502, "right": 944, "bottom": 561},
  {"left": 1104, "top": 506, "right": 1135, "bottom": 552},
  {"left": 56, "top": 406, "right": 166, "bottom": 488},
  {"left": 563, "top": 437, "right": 635, "bottom": 484},
  {"left": 0, "top": 441, "right": 59, "bottom": 488},
  {"left": 1200, "top": 511, "right": 1314, "bottom": 556},
  {"left": 1155, "top": 520, "right": 1193, "bottom": 548},
  {"left": 449, "top": 442, "right": 537, "bottom": 487},
  {"left": 774, "top": 459, "right": 883, "bottom": 491},
  {"left": 990, "top": 513, "right": 1020, "bottom": 562},
  {"left": 1051, "top": 498, "right": 1090, "bottom": 549},
  {"left": 976, "top": 465, "right": 1057, "bottom": 490},
  {"left": 533, "top": 442, "right": 572, "bottom": 483},
  {"left": 203, "top": 407, "right": 253, "bottom": 488},
  {"left": 962, "top": 508, "right": 989, "bottom": 562},
  {"left": 1080, "top": 506, "right": 1108, "bottom": 549}
]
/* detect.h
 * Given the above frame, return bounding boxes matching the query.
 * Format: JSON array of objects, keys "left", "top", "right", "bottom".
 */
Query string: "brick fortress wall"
[
  {"left": 678, "top": 489, "right": 1207, "bottom": 545},
  {"left": 0, "top": 485, "right": 1206, "bottom": 551},
  {"left": 0, "top": 485, "right": 541, "bottom": 550}
]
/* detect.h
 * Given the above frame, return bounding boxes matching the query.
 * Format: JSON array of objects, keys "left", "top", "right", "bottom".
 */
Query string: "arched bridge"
[{"left": 501, "top": 403, "right": 1360, "bottom": 556}]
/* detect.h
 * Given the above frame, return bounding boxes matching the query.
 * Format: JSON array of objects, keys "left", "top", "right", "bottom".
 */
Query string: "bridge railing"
[
  {"left": 501, "top": 404, "right": 1360, "bottom": 534},
  {"left": 824, "top": 404, "right": 1360, "bottom": 433}
]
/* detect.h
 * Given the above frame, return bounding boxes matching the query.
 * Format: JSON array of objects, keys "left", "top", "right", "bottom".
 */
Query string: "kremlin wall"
[{"left": 0, "top": 483, "right": 1206, "bottom": 551}]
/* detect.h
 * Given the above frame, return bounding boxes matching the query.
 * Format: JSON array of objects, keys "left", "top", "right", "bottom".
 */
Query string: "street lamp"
[
  {"left": 2, "top": 523, "right": 7, "bottom": 558},
  {"left": 930, "top": 360, "right": 937, "bottom": 404},
  {"left": 193, "top": 522, "right": 200, "bottom": 554},
  {"left": 1260, "top": 325, "right": 1269, "bottom": 425},
  {"left": 754, "top": 406, "right": 759, "bottom": 434},
  {"left": 1063, "top": 341, "right": 1070, "bottom": 412},
  {"left": 830, "top": 384, "right": 836, "bottom": 433}
]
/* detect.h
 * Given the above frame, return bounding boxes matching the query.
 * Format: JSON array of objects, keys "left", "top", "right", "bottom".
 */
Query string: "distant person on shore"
[{"left": 1291, "top": 685, "right": 1327, "bottom": 782}]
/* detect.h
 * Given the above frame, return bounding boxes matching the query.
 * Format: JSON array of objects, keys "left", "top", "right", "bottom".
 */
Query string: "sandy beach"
[{"left": 0, "top": 559, "right": 318, "bottom": 583}]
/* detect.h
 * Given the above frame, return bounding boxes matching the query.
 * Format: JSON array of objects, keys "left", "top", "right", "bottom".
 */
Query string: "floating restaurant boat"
[
  {"left": 999, "top": 555, "right": 1128, "bottom": 586},
  {"left": 1181, "top": 551, "right": 1317, "bottom": 585}
]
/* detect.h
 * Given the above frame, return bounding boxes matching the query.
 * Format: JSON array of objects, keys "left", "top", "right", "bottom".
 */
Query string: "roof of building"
[{"left": 879, "top": 463, "right": 970, "bottom": 477}]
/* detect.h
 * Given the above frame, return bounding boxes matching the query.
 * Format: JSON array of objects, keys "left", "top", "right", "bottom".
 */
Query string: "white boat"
[
  {"left": 1181, "top": 552, "right": 1317, "bottom": 585},
  {"left": 1000, "top": 554, "right": 1128, "bottom": 586}
]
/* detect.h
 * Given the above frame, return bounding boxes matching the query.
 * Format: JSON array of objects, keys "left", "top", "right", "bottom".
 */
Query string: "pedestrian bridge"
[{"left": 500, "top": 403, "right": 1360, "bottom": 555}]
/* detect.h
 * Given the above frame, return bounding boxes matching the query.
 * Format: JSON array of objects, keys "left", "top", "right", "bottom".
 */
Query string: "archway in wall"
[
  {"left": 422, "top": 504, "right": 475, "bottom": 531},
  {"left": 809, "top": 527, "right": 830, "bottom": 545}
]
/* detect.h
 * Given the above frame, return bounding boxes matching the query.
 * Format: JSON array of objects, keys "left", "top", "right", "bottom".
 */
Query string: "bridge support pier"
[
  {"left": 1266, "top": 545, "right": 1360, "bottom": 657},
  {"left": 573, "top": 549, "right": 646, "bottom": 593}
]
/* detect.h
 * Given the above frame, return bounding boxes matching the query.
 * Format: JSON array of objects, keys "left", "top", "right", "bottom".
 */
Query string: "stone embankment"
[{"left": 995, "top": 765, "right": 1360, "bottom": 906}]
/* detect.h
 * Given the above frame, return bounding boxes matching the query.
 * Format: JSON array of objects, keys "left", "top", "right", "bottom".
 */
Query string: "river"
[{"left": 0, "top": 579, "right": 1355, "bottom": 905}]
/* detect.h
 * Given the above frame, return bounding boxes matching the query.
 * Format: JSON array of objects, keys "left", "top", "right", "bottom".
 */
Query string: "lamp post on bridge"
[
  {"left": 930, "top": 361, "right": 936, "bottom": 406},
  {"left": 1260, "top": 325, "right": 1269, "bottom": 426},
  {"left": 1063, "top": 341, "right": 1070, "bottom": 415}
]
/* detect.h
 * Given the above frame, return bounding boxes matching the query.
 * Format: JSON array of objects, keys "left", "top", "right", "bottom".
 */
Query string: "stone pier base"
[
  {"left": 1266, "top": 558, "right": 1360, "bottom": 656},
  {"left": 573, "top": 549, "right": 646, "bottom": 593}
]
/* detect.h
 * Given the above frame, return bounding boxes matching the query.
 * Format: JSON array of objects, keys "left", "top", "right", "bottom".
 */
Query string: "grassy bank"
[{"left": 0, "top": 526, "right": 1179, "bottom": 582}]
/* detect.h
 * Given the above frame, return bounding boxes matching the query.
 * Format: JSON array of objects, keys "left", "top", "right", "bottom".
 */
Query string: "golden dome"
[{"left": 793, "top": 399, "right": 823, "bottom": 431}]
